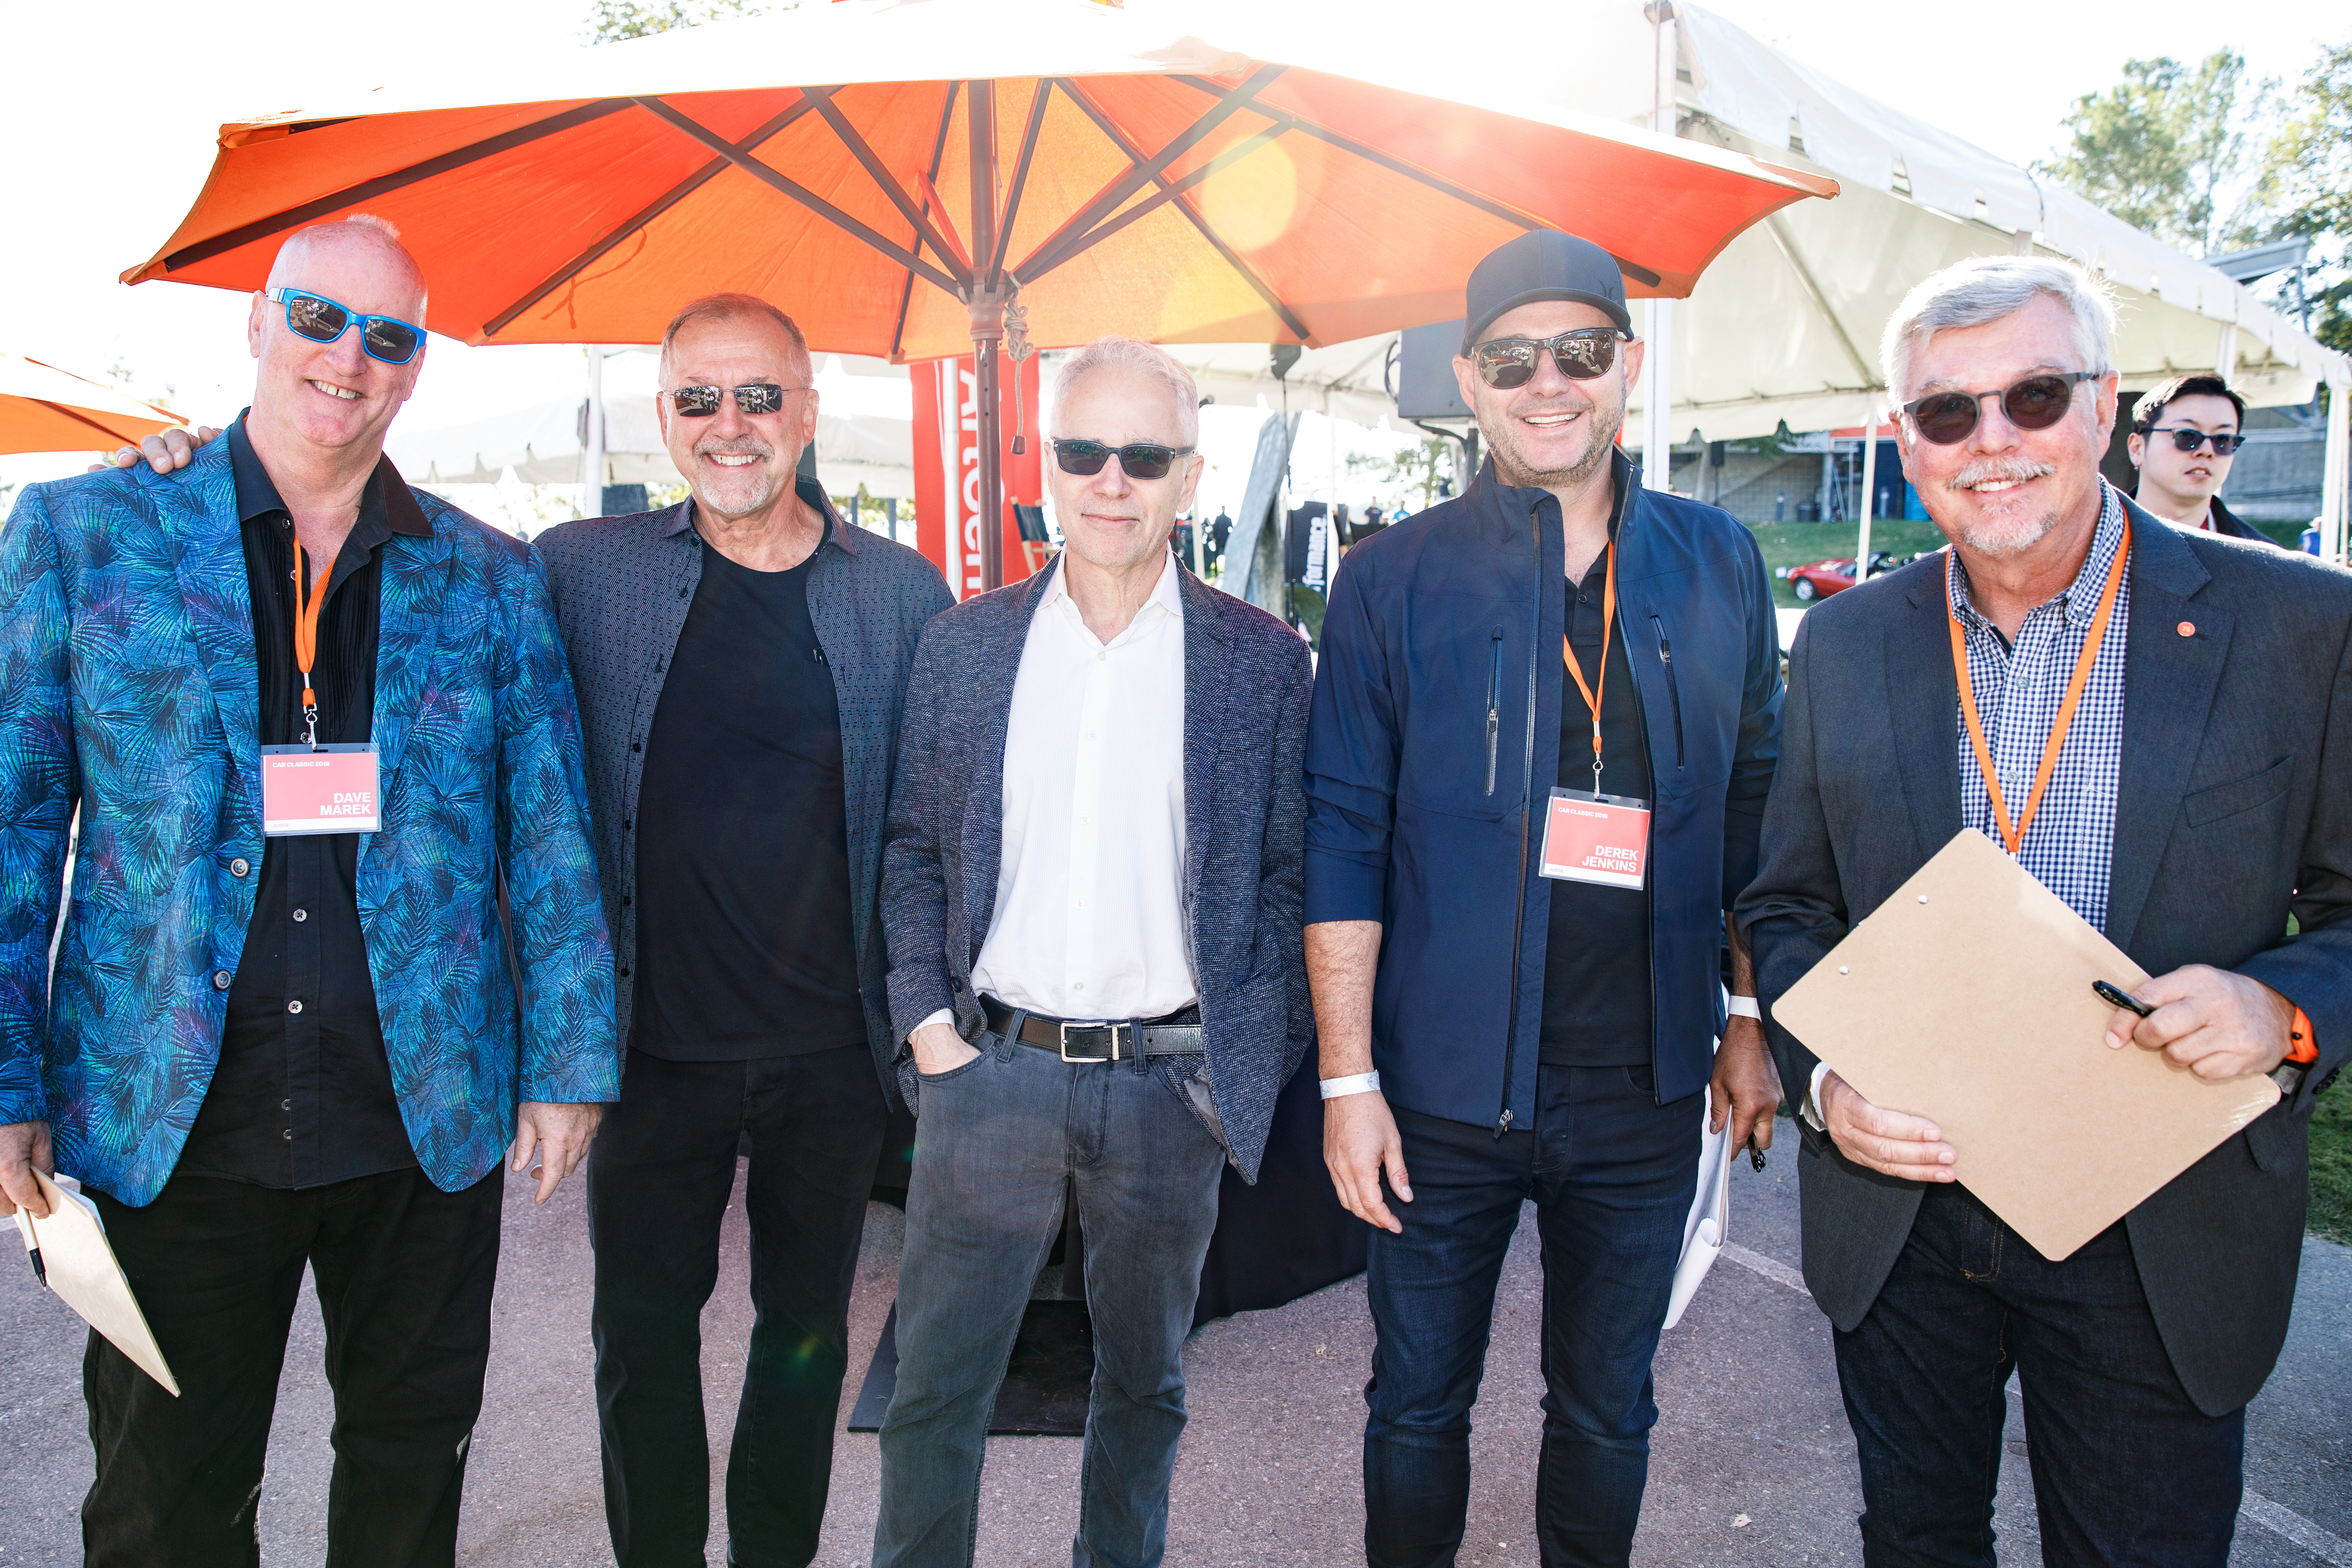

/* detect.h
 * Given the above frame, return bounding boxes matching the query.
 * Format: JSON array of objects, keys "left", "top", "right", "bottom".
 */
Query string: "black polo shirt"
[
  {"left": 1538, "top": 470, "right": 1655, "bottom": 1068},
  {"left": 175, "top": 417, "right": 428, "bottom": 1189}
]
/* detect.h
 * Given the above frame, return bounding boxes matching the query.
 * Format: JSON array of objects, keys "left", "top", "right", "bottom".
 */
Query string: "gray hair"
[
  {"left": 1881, "top": 256, "right": 2117, "bottom": 407},
  {"left": 659, "top": 293, "right": 810, "bottom": 380},
  {"left": 1050, "top": 336, "right": 1200, "bottom": 445}
]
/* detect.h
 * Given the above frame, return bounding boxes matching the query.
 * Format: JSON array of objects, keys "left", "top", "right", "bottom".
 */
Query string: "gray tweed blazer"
[
  {"left": 879, "top": 555, "right": 1314, "bottom": 1180},
  {"left": 536, "top": 483, "right": 954, "bottom": 1099}
]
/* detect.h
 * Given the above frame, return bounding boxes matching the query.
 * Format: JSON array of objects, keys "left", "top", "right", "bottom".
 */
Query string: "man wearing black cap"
[{"left": 1304, "top": 229, "right": 1785, "bottom": 1566}]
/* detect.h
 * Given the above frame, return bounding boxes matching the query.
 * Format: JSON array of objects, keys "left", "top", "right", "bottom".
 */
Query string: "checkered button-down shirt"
[{"left": 1949, "top": 483, "right": 2131, "bottom": 932}]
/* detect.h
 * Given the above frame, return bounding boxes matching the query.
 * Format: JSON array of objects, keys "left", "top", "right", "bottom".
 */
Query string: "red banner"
[{"left": 909, "top": 354, "right": 1045, "bottom": 602}]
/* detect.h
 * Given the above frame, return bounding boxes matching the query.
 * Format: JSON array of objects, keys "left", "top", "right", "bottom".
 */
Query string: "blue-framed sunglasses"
[{"left": 264, "top": 287, "right": 425, "bottom": 366}]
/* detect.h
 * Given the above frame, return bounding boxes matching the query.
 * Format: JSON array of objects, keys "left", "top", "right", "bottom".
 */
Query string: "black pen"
[
  {"left": 15, "top": 1213, "right": 42, "bottom": 1287},
  {"left": 2093, "top": 979, "right": 2154, "bottom": 1018}
]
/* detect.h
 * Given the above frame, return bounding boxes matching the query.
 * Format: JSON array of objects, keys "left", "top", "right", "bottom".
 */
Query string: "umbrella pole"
[{"left": 968, "top": 80, "right": 1006, "bottom": 593}]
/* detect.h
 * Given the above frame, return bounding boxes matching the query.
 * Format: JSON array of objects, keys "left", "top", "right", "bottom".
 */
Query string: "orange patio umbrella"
[
  {"left": 0, "top": 352, "right": 183, "bottom": 456},
  {"left": 126, "top": 0, "right": 1834, "bottom": 585}
]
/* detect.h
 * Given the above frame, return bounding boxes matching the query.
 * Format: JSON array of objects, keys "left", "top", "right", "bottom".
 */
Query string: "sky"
[{"left": 0, "top": 0, "right": 2338, "bottom": 515}]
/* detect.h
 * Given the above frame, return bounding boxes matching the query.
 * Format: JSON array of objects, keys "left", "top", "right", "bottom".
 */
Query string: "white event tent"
[{"left": 1146, "top": 0, "right": 2350, "bottom": 559}]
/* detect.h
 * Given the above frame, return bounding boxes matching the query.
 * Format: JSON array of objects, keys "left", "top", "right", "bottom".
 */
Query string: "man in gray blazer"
[
  {"left": 873, "top": 337, "right": 1312, "bottom": 1568},
  {"left": 537, "top": 294, "right": 951, "bottom": 1568},
  {"left": 1740, "top": 255, "right": 2350, "bottom": 1567}
]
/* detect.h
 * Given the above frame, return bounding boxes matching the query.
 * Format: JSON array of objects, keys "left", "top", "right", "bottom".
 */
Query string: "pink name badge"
[
  {"left": 260, "top": 744, "right": 382, "bottom": 836},
  {"left": 1539, "top": 788, "right": 1651, "bottom": 890}
]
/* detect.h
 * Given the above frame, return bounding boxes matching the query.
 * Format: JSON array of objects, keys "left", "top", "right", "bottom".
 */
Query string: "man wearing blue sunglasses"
[{"left": 2, "top": 214, "right": 615, "bottom": 1567}]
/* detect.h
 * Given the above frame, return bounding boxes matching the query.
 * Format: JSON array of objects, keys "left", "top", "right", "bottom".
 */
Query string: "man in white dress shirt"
[{"left": 874, "top": 337, "right": 1314, "bottom": 1567}]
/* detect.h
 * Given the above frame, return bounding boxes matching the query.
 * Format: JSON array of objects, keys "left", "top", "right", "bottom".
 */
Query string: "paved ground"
[{"left": 4, "top": 1155, "right": 2346, "bottom": 1566}]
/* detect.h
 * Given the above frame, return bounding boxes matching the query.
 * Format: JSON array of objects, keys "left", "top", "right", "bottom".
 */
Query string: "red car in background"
[{"left": 1779, "top": 551, "right": 1894, "bottom": 601}]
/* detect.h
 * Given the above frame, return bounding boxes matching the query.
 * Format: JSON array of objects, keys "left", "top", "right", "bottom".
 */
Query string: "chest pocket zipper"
[
  {"left": 1485, "top": 629, "right": 1503, "bottom": 795},
  {"left": 1650, "top": 614, "right": 1686, "bottom": 772}
]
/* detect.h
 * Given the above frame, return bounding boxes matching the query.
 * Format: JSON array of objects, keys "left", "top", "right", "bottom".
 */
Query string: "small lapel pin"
[{"left": 2176, "top": 621, "right": 2195, "bottom": 637}]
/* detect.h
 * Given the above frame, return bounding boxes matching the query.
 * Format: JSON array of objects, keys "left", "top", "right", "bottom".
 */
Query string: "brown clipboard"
[{"left": 1772, "top": 828, "right": 2280, "bottom": 1260}]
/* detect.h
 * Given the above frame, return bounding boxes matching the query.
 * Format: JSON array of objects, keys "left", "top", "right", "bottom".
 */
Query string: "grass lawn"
[
  {"left": 1743, "top": 519, "right": 1954, "bottom": 610},
  {"left": 2310, "top": 1084, "right": 2351, "bottom": 1246}
]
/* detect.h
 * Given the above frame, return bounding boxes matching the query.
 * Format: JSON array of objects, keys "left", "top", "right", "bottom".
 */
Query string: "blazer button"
[
  {"left": 229, "top": 857, "right": 250, "bottom": 877},
  {"left": 213, "top": 970, "right": 232, "bottom": 990}
]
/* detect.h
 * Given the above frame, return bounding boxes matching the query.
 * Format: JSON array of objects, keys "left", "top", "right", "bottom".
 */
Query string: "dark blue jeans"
[
  {"left": 1835, "top": 1182, "right": 2245, "bottom": 1568},
  {"left": 872, "top": 1034, "right": 1227, "bottom": 1568},
  {"left": 1364, "top": 1065, "right": 1700, "bottom": 1568}
]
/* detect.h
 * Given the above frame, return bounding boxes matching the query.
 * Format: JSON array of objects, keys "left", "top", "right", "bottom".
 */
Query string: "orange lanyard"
[
  {"left": 1561, "top": 538, "right": 1616, "bottom": 794},
  {"left": 289, "top": 536, "right": 334, "bottom": 748},
  {"left": 1945, "top": 516, "right": 2130, "bottom": 854}
]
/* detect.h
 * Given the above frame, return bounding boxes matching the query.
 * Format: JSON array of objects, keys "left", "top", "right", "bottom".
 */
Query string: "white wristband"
[
  {"left": 1319, "top": 1071, "right": 1381, "bottom": 1100},
  {"left": 1726, "top": 994, "right": 1761, "bottom": 1020}
]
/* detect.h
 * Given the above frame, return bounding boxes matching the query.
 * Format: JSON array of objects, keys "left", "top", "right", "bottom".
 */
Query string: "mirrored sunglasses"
[
  {"left": 664, "top": 383, "right": 810, "bottom": 418},
  {"left": 1471, "top": 329, "right": 1632, "bottom": 389},
  {"left": 266, "top": 288, "right": 424, "bottom": 366}
]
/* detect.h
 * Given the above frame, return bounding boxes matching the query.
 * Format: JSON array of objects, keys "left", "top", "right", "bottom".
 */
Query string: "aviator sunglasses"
[
  {"left": 1901, "top": 371, "right": 2100, "bottom": 446},
  {"left": 663, "top": 382, "right": 812, "bottom": 418},
  {"left": 266, "top": 288, "right": 425, "bottom": 366},
  {"left": 1471, "top": 328, "right": 1634, "bottom": 389},
  {"left": 1050, "top": 438, "right": 1196, "bottom": 480},
  {"left": 2145, "top": 426, "right": 2247, "bottom": 455}
]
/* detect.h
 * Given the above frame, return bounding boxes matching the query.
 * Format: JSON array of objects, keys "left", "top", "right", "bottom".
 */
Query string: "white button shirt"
[{"left": 964, "top": 551, "right": 1196, "bottom": 1023}]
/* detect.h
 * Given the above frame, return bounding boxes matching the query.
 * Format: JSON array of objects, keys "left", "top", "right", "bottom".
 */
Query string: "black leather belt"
[{"left": 981, "top": 995, "right": 1205, "bottom": 1063}]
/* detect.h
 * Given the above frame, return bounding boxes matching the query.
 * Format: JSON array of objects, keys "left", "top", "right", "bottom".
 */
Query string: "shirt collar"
[
  {"left": 662, "top": 471, "right": 857, "bottom": 554},
  {"left": 226, "top": 411, "right": 428, "bottom": 545},
  {"left": 1041, "top": 546, "right": 1184, "bottom": 631},
  {"left": 1949, "top": 479, "right": 2127, "bottom": 634}
]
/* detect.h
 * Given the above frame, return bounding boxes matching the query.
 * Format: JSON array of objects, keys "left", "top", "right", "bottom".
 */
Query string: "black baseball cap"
[{"left": 1462, "top": 230, "right": 1632, "bottom": 349}]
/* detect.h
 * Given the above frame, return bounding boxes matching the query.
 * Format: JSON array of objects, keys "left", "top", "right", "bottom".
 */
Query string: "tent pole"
[
  {"left": 582, "top": 345, "right": 605, "bottom": 519},
  {"left": 1855, "top": 419, "right": 1879, "bottom": 590},
  {"left": 2324, "top": 374, "right": 2348, "bottom": 565},
  {"left": 1641, "top": 1, "right": 1679, "bottom": 492},
  {"left": 968, "top": 79, "right": 1005, "bottom": 592}
]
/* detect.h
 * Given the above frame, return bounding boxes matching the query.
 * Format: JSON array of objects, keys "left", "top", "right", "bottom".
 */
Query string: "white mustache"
[
  {"left": 695, "top": 441, "right": 773, "bottom": 459},
  {"left": 1952, "top": 457, "right": 2054, "bottom": 490}
]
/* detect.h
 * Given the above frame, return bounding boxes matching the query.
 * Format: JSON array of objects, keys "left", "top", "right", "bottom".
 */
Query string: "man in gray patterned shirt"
[{"left": 1741, "top": 255, "right": 2352, "bottom": 1568}]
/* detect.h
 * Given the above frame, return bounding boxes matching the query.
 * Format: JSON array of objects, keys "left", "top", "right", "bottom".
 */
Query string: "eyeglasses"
[
  {"left": 1470, "top": 329, "right": 1634, "bottom": 389},
  {"left": 1901, "top": 371, "right": 2099, "bottom": 446},
  {"left": 2145, "top": 426, "right": 2246, "bottom": 455},
  {"left": 265, "top": 288, "right": 424, "bottom": 366},
  {"left": 663, "top": 383, "right": 812, "bottom": 418},
  {"left": 1050, "top": 439, "right": 1196, "bottom": 480}
]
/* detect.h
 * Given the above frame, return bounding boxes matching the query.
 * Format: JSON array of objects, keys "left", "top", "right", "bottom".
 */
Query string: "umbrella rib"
[
  {"left": 1018, "top": 121, "right": 1287, "bottom": 279},
  {"left": 805, "top": 87, "right": 973, "bottom": 288},
  {"left": 30, "top": 399, "right": 162, "bottom": 444},
  {"left": 986, "top": 80, "right": 1055, "bottom": 288},
  {"left": 633, "top": 96, "right": 962, "bottom": 297},
  {"left": 1172, "top": 77, "right": 1666, "bottom": 288},
  {"left": 892, "top": 82, "right": 961, "bottom": 361},
  {"left": 1046, "top": 82, "right": 1311, "bottom": 342},
  {"left": 482, "top": 98, "right": 820, "bottom": 341},
  {"left": 159, "top": 98, "right": 636, "bottom": 273},
  {"left": 1760, "top": 214, "right": 1877, "bottom": 388},
  {"left": 1011, "top": 65, "right": 1287, "bottom": 288}
]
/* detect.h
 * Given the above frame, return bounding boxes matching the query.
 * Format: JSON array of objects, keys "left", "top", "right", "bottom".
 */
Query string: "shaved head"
[{"left": 267, "top": 214, "right": 427, "bottom": 320}]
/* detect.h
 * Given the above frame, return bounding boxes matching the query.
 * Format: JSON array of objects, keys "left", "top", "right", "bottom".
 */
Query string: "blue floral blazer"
[{"left": 0, "top": 439, "right": 617, "bottom": 1204}]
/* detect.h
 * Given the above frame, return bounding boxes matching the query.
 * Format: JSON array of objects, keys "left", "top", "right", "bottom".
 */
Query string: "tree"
[
  {"left": 585, "top": 0, "right": 791, "bottom": 44},
  {"left": 2240, "top": 42, "right": 2352, "bottom": 354},
  {"left": 2037, "top": 51, "right": 2250, "bottom": 256}
]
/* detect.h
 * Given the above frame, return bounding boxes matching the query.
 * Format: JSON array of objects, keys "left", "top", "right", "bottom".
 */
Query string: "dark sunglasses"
[
  {"left": 1901, "top": 371, "right": 2099, "bottom": 446},
  {"left": 664, "top": 382, "right": 811, "bottom": 418},
  {"left": 1050, "top": 438, "right": 1196, "bottom": 480},
  {"left": 2145, "top": 426, "right": 2246, "bottom": 455},
  {"left": 1470, "top": 329, "right": 1633, "bottom": 389},
  {"left": 266, "top": 288, "right": 424, "bottom": 366}
]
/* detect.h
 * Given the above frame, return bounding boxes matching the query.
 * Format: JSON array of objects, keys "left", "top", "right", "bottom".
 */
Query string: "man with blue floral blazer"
[{"left": 0, "top": 216, "right": 615, "bottom": 1567}]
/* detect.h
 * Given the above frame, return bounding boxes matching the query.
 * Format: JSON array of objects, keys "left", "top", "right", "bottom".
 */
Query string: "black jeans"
[
  {"left": 1363, "top": 1065, "right": 1700, "bottom": 1568},
  {"left": 83, "top": 1165, "right": 502, "bottom": 1568},
  {"left": 588, "top": 1045, "right": 888, "bottom": 1568},
  {"left": 1836, "top": 1181, "right": 2245, "bottom": 1568}
]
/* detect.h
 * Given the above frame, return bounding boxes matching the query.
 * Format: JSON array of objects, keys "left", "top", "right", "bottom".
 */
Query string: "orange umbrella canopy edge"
[{"left": 0, "top": 353, "right": 184, "bottom": 456}]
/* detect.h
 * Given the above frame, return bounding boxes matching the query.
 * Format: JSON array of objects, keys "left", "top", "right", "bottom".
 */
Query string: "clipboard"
[
  {"left": 1772, "top": 828, "right": 2279, "bottom": 1261},
  {"left": 15, "top": 1170, "right": 178, "bottom": 1395}
]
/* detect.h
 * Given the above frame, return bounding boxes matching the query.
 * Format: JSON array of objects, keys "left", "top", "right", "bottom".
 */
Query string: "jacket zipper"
[
  {"left": 1651, "top": 613, "right": 1686, "bottom": 771},
  {"left": 1484, "top": 629, "right": 1502, "bottom": 796},
  {"left": 1496, "top": 505, "right": 1542, "bottom": 1138}
]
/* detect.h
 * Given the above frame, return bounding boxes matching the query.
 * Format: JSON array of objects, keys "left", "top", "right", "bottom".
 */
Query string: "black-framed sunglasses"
[
  {"left": 663, "top": 382, "right": 811, "bottom": 418},
  {"left": 265, "top": 287, "right": 425, "bottom": 366},
  {"left": 1901, "top": 370, "right": 2100, "bottom": 446},
  {"left": 2145, "top": 426, "right": 2246, "bottom": 455},
  {"left": 1470, "top": 328, "right": 1634, "bottom": 389},
  {"left": 1050, "top": 438, "right": 1196, "bottom": 480}
]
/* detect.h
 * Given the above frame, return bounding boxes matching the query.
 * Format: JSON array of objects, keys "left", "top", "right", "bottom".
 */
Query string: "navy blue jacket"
[{"left": 1304, "top": 454, "right": 1782, "bottom": 1130}]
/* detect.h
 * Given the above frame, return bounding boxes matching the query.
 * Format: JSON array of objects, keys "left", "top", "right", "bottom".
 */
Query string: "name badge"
[
  {"left": 261, "top": 744, "right": 382, "bottom": 836},
  {"left": 1539, "top": 788, "right": 1650, "bottom": 889}
]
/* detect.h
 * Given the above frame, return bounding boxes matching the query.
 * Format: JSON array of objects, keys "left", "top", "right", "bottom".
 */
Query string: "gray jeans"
[{"left": 872, "top": 1032, "right": 1226, "bottom": 1568}]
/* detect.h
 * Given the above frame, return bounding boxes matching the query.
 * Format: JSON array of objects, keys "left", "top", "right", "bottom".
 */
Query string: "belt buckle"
[{"left": 1059, "top": 1022, "right": 1122, "bottom": 1063}]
